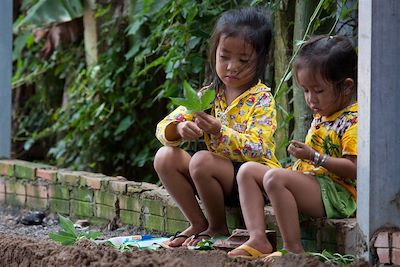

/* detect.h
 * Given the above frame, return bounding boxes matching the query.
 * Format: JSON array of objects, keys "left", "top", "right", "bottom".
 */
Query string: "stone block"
[
  {"left": 26, "top": 196, "right": 48, "bottom": 210},
  {"left": 14, "top": 160, "right": 37, "bottom": 180},
  {"left": 71, "top": 187, "right": 93, "bottom": 202},
  {"left": 374, "top": 231, "right": 389, "bottom": 248},
  {"left": 108, "top": 180, "right": 128, "bottom": 194},
  {"left": 392, "top": 231, "right": 400, "bottom": 249},
  {"left": 49, "top": 198, "right": 70, "bottom": 214},
  {"left": 5, "top": 179, "right": 26, "bottom": 195},
  {"left": 26, "top": 183, "right": 48, "bottom": 198},
  {"left": 141, "top": 198, "right": 164, "bottom": 216},
  {"left": 165, "top": 205, "right": 186, "bottom": 221},
  {"left": 95, "top": 204, "right": 116, "bottom": 220},
  {"left": 94, "top": 191, "right": 117, "bottom": 206},
  {"left": 120, "top": 209, "right": 141, "bottom": 226},
  {"left": 48, "top": 185, "right": 70, "bottom": 200},
  {"left": 58, "top": 170, "right": 81, "bottom": 186},
  {"left": 6, "top": 193, "right": 25, "bottom": 207},
  {"left": 119, "top": 195, "right": 140, "bottom": 212},
  {"left": 0, "top": 193, "right": 5, "bottom": 203},
  {"left": 126, "top": 181, "right": 158, "bottom": 194},
  {"left": 36, "top": 169, "right": 58, "bottom": 183},
  {"left": 376, "top": 248, "right": 390, "bottom": 264},
  {"left": 0, "top": 160, "right": 15, "bottom": 177},
  {"left": 392, "top": 247, "right": 400, "bottom": 265},
  {"left": 79, "top": 173, "right": 108, "bottom": 189},
  {"left": 142, "top": 213, "right": 165, "bottom": 232},
  {"left": 166, "top": 218, "right": 190, "bottom": 235},
  {"left": 71, "top": 200, "right": 93, "bottom": 218}
]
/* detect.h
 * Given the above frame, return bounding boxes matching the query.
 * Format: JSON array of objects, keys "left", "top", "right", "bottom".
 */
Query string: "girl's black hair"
[
  {"left": 208, "top": 7, "right": 272, "bottom": 90},
  {"left": 293, "top": 35, "right": 357, "bottom": 98}
]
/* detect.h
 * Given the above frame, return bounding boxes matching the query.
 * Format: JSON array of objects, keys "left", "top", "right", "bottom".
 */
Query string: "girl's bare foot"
[{"left": 163, "top": 225, "right": 207, "bottom": 247}]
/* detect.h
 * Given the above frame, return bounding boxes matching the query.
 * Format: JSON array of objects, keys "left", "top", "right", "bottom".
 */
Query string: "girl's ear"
[{"left": 343, "top": 78, "right": 354, "bottom": 96}]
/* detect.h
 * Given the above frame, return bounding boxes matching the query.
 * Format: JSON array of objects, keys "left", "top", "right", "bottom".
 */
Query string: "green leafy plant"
[
  {"left": 307, "top": 250, "right": 357, "bottom": 266},
  {"left": 170, "top": 81, "right": 215, "bottom": 113},
  {"left": 193, "top": 239, "right": 214, "bottom": 250},
  {"left": 49, "top": 214, "right": 102, "bottom": 245}
]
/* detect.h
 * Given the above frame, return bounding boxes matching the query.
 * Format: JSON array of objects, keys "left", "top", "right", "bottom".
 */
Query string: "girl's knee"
[
  {"left": 189, "top": 151, "right": 213, "bottom": 178},
  {"left": 236, "top": 162, "right": 259, "bottom": 185},
  {"left": 153, "top": 146, "right": 178, "bottom": 172},
  {"left": 263, "top": 168, "right": 285, "bottom": 192}
]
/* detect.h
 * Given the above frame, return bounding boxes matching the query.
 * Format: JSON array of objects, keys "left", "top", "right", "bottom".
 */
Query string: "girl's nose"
[{"left": 227, "top": 61, "right": 239, "bottom": 72}]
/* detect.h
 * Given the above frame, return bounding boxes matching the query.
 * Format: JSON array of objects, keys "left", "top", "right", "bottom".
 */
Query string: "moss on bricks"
[
  {"left": 58, "top": 170, "right": 81, "bottom": 186},
  {"left": 71, "top": 200, "right": 93, "bottom": 217},
  {"left": 94, "top": 191, "right": 117, "bottom": 206},
  {"left": 71, "top": 187, "right": 94, "bottom": 202},
  {"left": 302, "top": 239, "right": 318, "bottom": 252},
  {"left": 165, "top": 206, "right": 186, "bottom": 221},
  {"left": 26, "top": 183, "right": 48, "bottom": 199},
  {"left": 166, "top": 219, "right": 190, "bottom": 235},
  {"left": 300, "top": 223, "right": 318, "bottom": 240},
  {"left": 226, "top": 207, "right": 244, "bottom": 229},
  {"left": 5, "top": 179, "right": 26, "bottom": 195},
  {"left": 142, "top": 213, "right": 165, "bottom": 232},
  {"left": 14, "top": 161, "right": 38, "bottom": 180},
  {"left": 26, "top": 196, "right": 48, "bottom": 210},
  {"left": 50, "top": 198, "right": 70, "bottom": 214},
  {"left": 0, "top": 193, "right": 5, "bottom": 203},
  {"left": 0, "top": 160, "right": 15, "bottom": 177},
  {"left": 95, "top": 204, "right": 116, "bottom": 220},
  {"left": 141, "top": 198, "right": 164, "bottom": 216},
  {"left": 119, "top": 195, "right": 141, "bottom": 212},
  {"left": 120, "top": 210, "right": 141, "bottom": 226},
  {"left": 48, "top": 185, "right": 70, "bottom": 200},
  {"left": 6, "top": 193, "right": 26, "bottom": 207}
]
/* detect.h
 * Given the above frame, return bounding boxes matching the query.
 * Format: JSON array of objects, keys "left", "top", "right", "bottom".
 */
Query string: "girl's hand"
[
  {"left": 287, "top": 140, "right": 315, "bottom": 161},
  {"left": 194, "top": 112, "right": 221, "bottom": 137},
  {"left": 176, "top": 121, "right": 203, "bottom": 140}
]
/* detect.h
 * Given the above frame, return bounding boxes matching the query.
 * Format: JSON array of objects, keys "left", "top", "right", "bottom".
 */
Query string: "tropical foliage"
[{"left": 12, "top": 0, "right": 358, "bottom": 181}]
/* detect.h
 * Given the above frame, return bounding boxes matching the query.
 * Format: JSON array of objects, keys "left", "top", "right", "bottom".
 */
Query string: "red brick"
[
  {"left": 376, "top": 248, "right": 390, "bottom": 264},
  {"left": 36, "top": 169, "right": 57, "bottom": 182},
  {"left": 374, "top": 231, "right": 389, "bottom": 248},
  {"left": 392, "top": 232, "right": 400, "bottom": 249},
  {"left": 392, "top": 248, "right": 400, "bottom": 265}
]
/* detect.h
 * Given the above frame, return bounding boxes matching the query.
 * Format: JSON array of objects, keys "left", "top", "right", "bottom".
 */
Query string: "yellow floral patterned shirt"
[
  {"left": 156, "top": 82, "right": 281, "bottom": 168},
  {"left": 291, "top": 103, "right": 358, "bottom": 199}
]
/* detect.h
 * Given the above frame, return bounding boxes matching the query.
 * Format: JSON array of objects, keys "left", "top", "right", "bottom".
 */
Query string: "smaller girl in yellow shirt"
[
  {"left": 154, "top": 7, "right": 280, "bottom": 248},
  {"left": 228, "top": 35, "right": 358, "bottom": 258}
]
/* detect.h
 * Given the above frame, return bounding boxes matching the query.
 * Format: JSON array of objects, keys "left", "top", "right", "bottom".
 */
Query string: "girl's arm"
[
  {"left": 156, "top": 106, "right": 201, "bottom": 146},
  {"left": 198, "top": 92, "right": 278, "bottom": 162},
  {"left": 288, "top": 140, "right": 357, "bottom": 180}
]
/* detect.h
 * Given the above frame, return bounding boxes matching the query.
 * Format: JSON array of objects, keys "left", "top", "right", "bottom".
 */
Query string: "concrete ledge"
[{"left": 0, "top": 159, "right": 361, "bottom": 253}]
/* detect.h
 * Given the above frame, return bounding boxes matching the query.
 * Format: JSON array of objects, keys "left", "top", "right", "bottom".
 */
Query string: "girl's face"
[
  {"left": 297, "top": 68, "right": 352, "bottom": 117},
  {"left": 216, "top": 35, "right": 257, "bottom": 92}
]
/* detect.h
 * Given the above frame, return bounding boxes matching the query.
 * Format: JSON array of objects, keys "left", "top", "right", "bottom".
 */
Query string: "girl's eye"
[
  {"left": 240, "top": 59, "right": 249, "bottom": 63},
  {"left": 315, "top": 90, "right": 324, "bottom": 94},
  {"left": 219, "top": 54, "right": 228, "bottom": 59}
]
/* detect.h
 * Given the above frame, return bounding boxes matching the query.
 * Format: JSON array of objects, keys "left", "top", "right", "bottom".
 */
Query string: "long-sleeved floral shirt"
[
  {"left": 291, "top": 103, "right": 358, "bottom": 199},
  {"left": 156, "top": 82, "right": 281, "bottom": 168}
]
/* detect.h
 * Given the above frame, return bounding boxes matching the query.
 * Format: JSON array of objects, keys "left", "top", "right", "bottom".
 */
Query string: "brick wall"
[{"left": 0, "top": 159, "right": 364, "bottom": 255}]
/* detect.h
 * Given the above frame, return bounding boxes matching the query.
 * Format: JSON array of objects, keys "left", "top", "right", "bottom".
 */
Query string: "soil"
[{"left": 0, "top": 206, "right": 369, "bottom": 267}]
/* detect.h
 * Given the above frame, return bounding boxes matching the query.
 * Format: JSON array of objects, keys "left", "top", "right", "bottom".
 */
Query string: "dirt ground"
[{"left": 0, "top": 206, "right": 369, "bottom": 267}]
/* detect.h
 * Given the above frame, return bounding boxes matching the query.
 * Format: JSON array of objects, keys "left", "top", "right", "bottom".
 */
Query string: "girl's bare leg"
[
  {"left": 227, "top": 162, "right": 274, "bottom": 256},
  {"left": 184, "top": 151, "right": 235, "bottom": 246},
  {"left": 153, "top": 146, "right": 208, "bottom": 247},
  {"left": 263, "top": 169, "right": 325, "bottom": 253}
]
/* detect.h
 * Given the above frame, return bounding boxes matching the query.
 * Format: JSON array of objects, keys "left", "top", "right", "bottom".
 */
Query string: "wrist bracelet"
[
  {"left": 312, "top": 151, "right": 321, "bottom": 166},
  {"left": 320, "top": 154, "right": 329, "bottom": 166}
]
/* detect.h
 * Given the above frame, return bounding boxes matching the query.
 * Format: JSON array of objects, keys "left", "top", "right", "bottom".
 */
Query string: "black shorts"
[{"left": 187, "top": 149, "right": 242, "bottom": 207}]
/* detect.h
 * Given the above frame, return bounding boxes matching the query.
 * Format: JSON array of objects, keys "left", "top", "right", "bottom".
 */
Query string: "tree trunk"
[
  {"left": 83, "top": 0, "right": 98, "bottom": 67},
  {"left": 292, "top": 0, "right": 318, "bottom": 142},
  {"left": 273, "top": 0, "right": 295, "bottom": 163}
]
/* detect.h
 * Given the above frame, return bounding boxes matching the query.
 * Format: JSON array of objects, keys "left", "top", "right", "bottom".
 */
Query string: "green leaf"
[
  {"left": 49, "top": 232, "right": 77, "bottom": 245},
  {"left": 114, "top": 116, "right": 133, "bottom": 136},
  {"left": 200, "top": 89, "right": 215, "bottom": 111},
  {"left": 58, "top": 214, "right": 78, "bottom": 237},
  {"left": 183, "top": 81, "right": 201, "bottom": 112},
  {"left": 82, "top": 230, "right": 102, "bottom": 240}
]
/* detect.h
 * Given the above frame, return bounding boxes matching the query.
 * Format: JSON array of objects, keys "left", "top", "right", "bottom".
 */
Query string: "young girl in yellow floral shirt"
[
  {"left": 228, "top": 35, "right": 358, "bottom": 258},
  {"left": 154, "top": 7, "right": 280, "bottom": 248}
]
